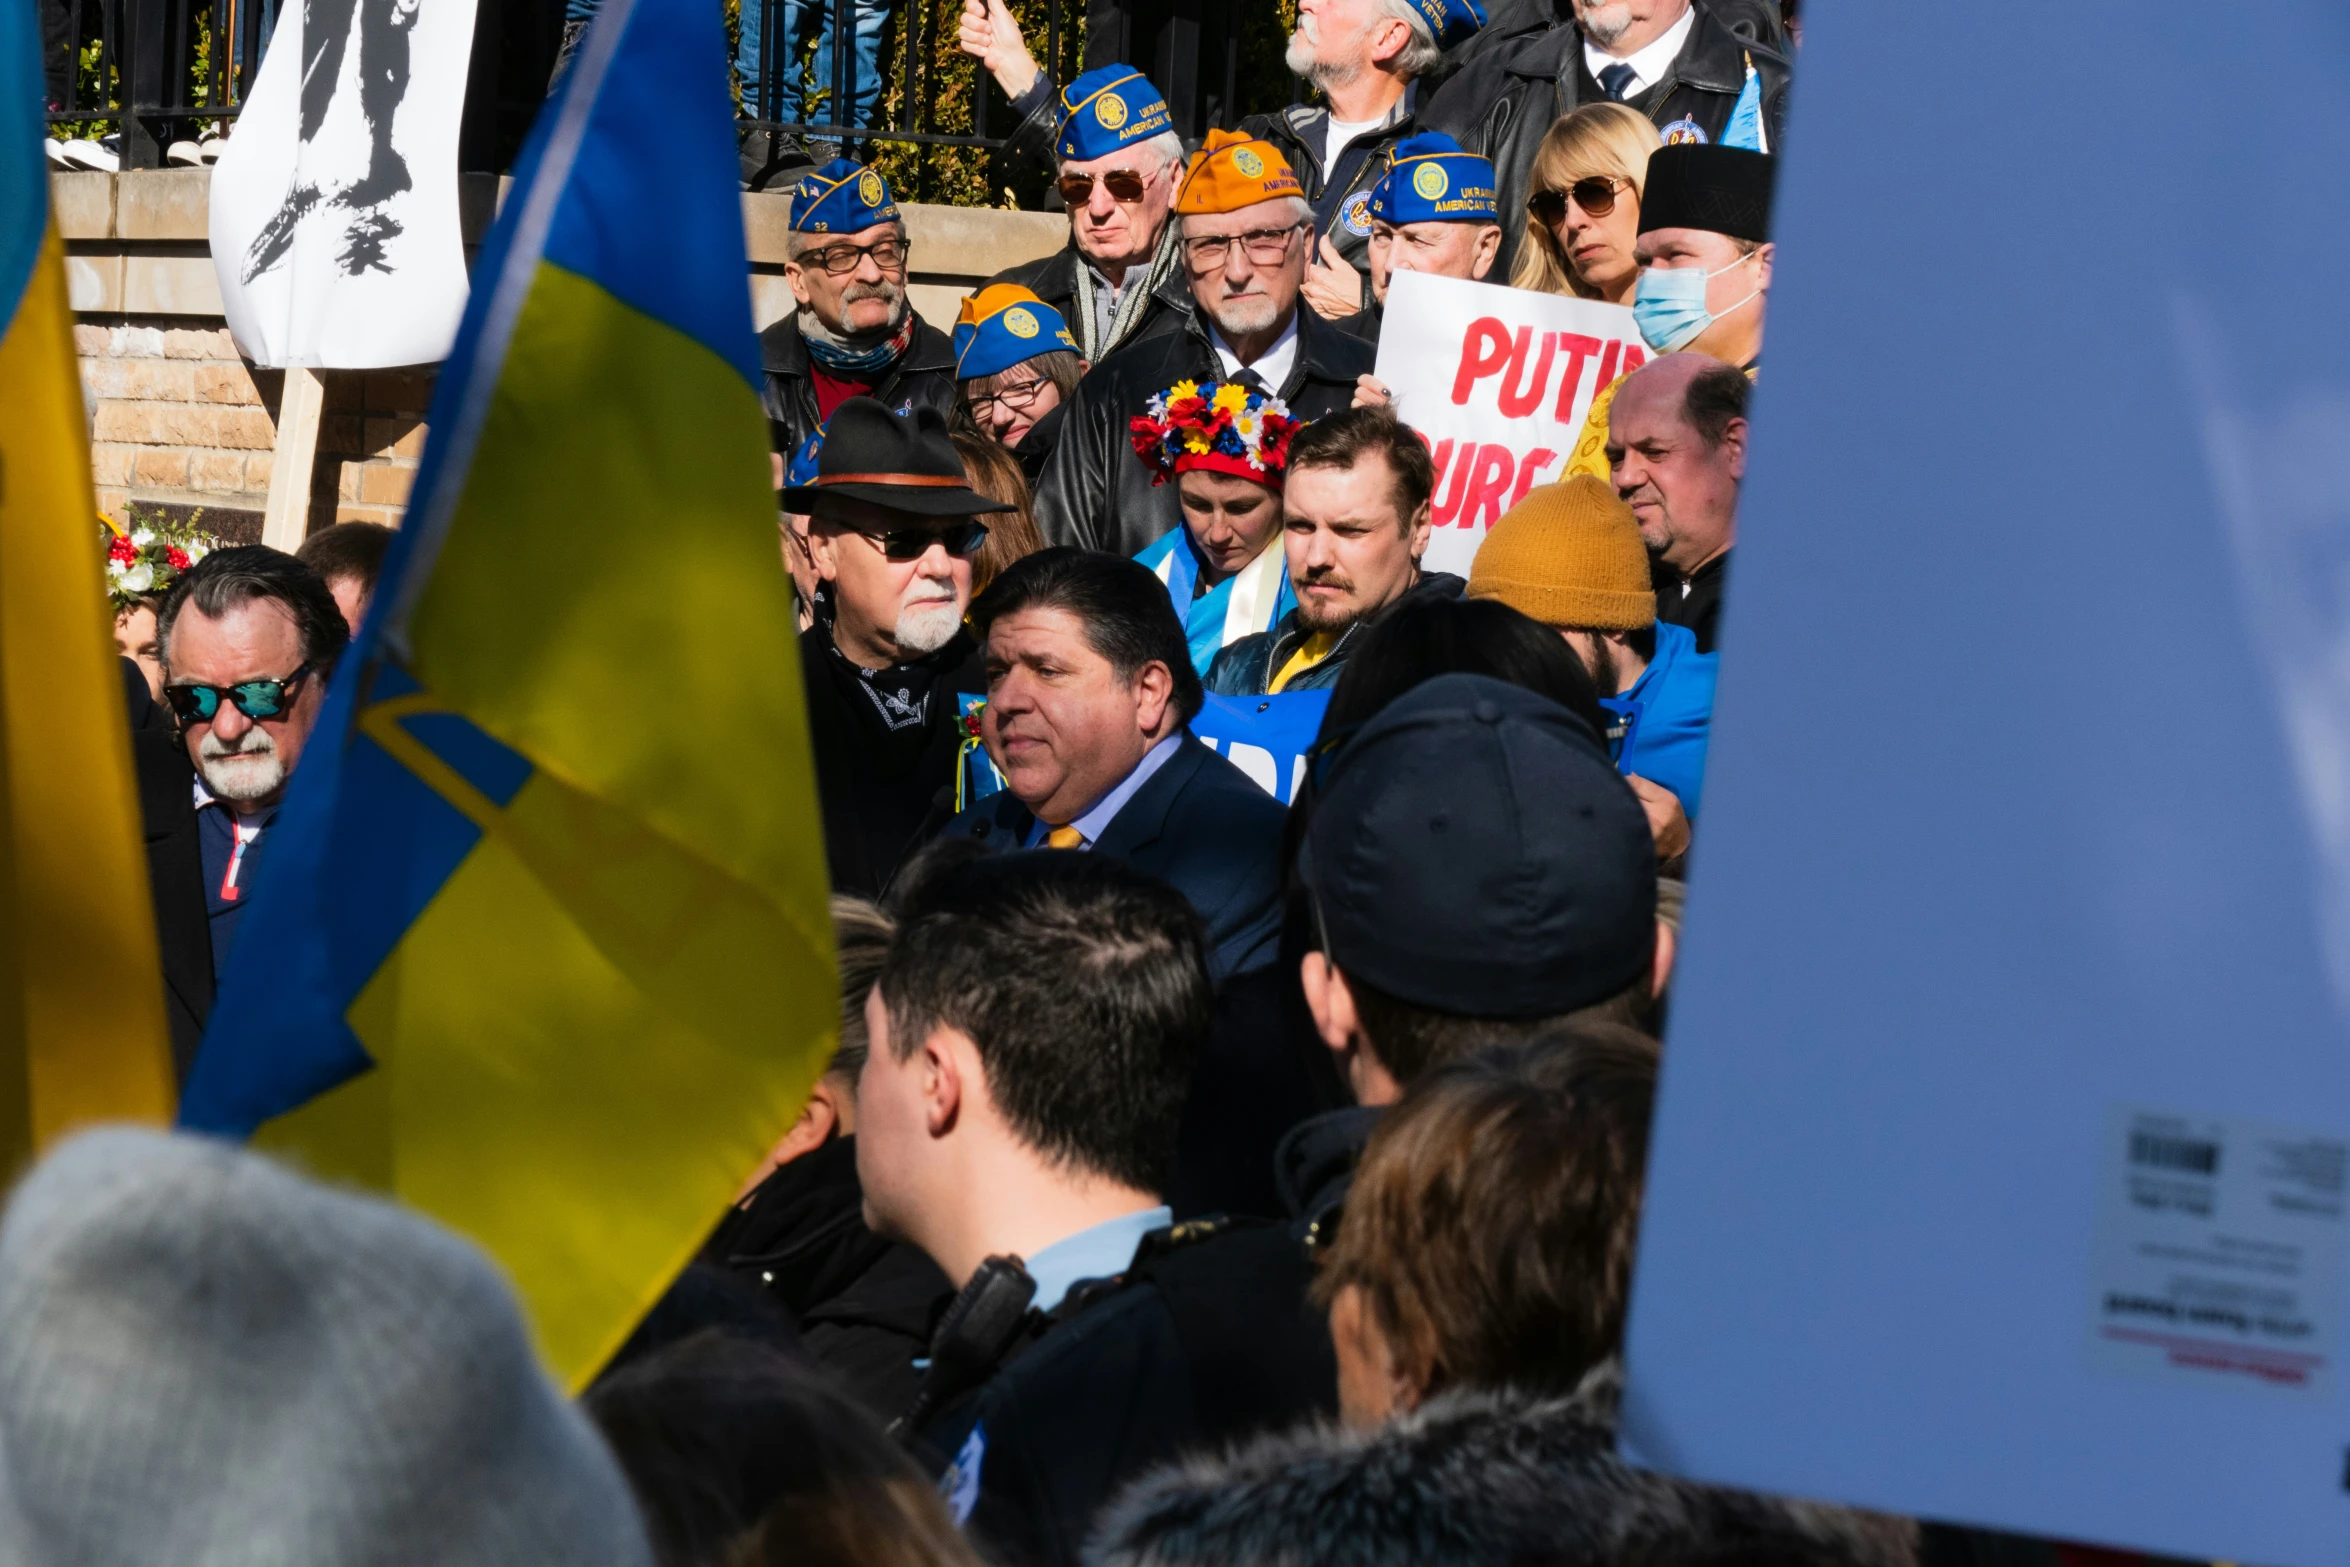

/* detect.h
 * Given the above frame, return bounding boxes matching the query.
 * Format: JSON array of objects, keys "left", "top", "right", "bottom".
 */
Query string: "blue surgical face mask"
[{"left": 1632, "top": 251, "right": 1759, "bottom": 353}]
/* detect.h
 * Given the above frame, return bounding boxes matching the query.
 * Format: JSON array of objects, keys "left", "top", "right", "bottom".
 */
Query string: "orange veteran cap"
[{"left": 1175, "top": 129, "right": 1304, "bottom": 216}]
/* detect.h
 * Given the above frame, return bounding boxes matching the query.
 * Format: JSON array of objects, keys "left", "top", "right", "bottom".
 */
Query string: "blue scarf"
[
  {"left": 1135, "top": 527, "right": 1297, "bottom": 677},
  {"left": 800, "top": 307, "right": 915, "bottom": 375}
]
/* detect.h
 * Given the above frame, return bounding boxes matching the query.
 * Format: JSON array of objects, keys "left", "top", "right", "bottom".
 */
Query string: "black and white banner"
[{"left": 209, "top": 0, "right": 479, "bottom": 367}]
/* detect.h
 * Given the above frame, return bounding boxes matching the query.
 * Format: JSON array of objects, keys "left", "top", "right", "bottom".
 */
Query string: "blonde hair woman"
[{"left": 1509, "top": 104, "right": 1661, "bottom": 306}]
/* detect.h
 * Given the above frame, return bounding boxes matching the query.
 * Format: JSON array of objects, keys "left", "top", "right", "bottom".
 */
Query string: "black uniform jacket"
[
  {"left": 939, "top": 734, "right": 1286, "bottom": 981},
  {"left": 799, "top": 626, "right": 989, "bottom": 899},
  {"left": 985, "top": 241, "right": 1194, "bottom": 364},
  {"left": 759, "top": 310, "right": 960, "bottom": 462},
  {"left": 1420, "top": 0, "right": 1789, "bottom": 102},
  {"left": 1032, "top": 305, "right": 1374, "bottom": 557},
  {"left": 916, "top": 1218, "right": 1339, "bottom": 1567},
  {"left": 701, "top": 1134, "right": 952, "bottom": 1423},
  {"left": 126, "top": 660, "right": 211, "bottom": 1081},
  {"left": 1422, "top": 6, "right": 1790, "bottom": 277}
]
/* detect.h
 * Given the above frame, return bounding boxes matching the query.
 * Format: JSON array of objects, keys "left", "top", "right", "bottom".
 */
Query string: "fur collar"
[{"left": 1085, "top": 1363, "right": 1917, "bottom": 1567}]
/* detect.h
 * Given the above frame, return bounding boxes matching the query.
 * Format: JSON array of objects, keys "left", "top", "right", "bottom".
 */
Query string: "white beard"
[
  {"left": 198, "top": 726, "right": 286, "bottom": 805},
  {"left": 1209, "top": 292, "right": 1284, "bottom": 338},
  {"left": 1285, "top": 12, "right": 1360, "bottom": 91},
  {"left": 895, "top": 599, "right": 963, "bottom": 657},
  {"left": 1576, "top": 1, "right": 1635, "bottom": 46}
]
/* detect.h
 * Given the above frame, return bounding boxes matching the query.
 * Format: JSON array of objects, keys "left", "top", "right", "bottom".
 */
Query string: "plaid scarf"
[{"left": 1072, "top": 220, "right": 1183, "bottom": 362}]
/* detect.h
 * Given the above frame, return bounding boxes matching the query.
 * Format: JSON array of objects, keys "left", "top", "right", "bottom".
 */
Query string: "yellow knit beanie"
[{"left": 1467, "top": 473, "right": 1655, "bottom": 631}]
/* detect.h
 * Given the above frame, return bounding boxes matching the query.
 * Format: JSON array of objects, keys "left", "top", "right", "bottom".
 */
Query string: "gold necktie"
[{"left": 1046, "top": 825, "right": 1085, "bottom": 850}]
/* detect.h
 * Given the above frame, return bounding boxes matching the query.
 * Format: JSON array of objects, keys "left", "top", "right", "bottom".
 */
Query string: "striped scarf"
[{"left": 1072, "top": 221, "right": 1183, "bottom": 362}]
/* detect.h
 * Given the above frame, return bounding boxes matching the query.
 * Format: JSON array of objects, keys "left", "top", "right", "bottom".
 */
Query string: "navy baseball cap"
[{"left": 1302, "top": 673, "right": 1655, "bottom": 1017}]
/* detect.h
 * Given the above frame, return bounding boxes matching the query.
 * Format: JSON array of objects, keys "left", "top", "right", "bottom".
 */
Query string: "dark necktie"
[
  {"left": 1230, "top": 366, "right": 1268, "bottom": 394},
  {"left": 1597, "top": 62, "right": 1639, "bottom": 100}
]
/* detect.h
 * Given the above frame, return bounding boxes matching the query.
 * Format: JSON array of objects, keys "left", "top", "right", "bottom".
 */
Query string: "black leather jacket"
[
  {"left": 1422, "top": 5, "right": 1790, "bottom": 278},
  {"left": 1031, "top": 303, "right": 1375, "bottom": 558},
  {"left": 758, "top": 310, "right": 960, "bottom": 459},
  {"left": 1239, "top": 100, "right": 1419, "bottom": 313}
]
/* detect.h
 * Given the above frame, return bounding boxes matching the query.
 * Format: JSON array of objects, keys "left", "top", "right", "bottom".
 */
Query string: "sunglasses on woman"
[
  {"left": 1527, "top": 175, "right": 1631, "bottom": 227},
  {"left": 862, "top": 520, "right": 991, "bottom": 561},
  {"left": 164, "top": 666, "right": 315, "bottom": 724},
  {"left": 1057, "top": 168, "right": 1150, "bottom": 206}
]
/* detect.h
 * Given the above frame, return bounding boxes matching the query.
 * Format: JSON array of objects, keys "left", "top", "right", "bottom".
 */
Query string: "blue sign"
[{"left": 1190, "top": 690, "right": 1331, "bottom": 804}]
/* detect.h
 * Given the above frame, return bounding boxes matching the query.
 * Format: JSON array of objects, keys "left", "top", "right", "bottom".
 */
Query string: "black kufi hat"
[{"left": 1639, "top": 143, "right": 1776, "bottom": 244}]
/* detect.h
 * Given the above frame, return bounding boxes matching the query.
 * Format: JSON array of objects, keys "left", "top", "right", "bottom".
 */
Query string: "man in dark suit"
[
  {"left": 940, "top": 549, "right": 1284, "bottom": 980},
  {"left": 123, "top": 659, "right": 210, "bottom": 1081}
]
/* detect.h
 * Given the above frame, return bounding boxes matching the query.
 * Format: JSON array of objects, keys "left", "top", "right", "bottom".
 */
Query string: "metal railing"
[
  {"left": 40, "top": 0, "right": 1264, "bottom": 191},
  {"left": 42, "top": 0, "right": 558, "bottom": 171}
]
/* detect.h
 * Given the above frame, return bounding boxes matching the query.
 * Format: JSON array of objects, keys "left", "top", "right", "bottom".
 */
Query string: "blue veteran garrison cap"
[
  {"left": 954, "top": 284, "right": 1080, "bottom": 381},
  {"left": 1057, "top": 66, "right": 1174, "bottom": 163},
  {"left": 784, "top": 427, "right": 824, "bottom": 489},
  {"left": 788, "top": 158, "right": 901, "bottom": 235},
  {"left": 1402, "top": 0, "right": 1486, "bottom": 48},
  {"left": 1301, "top": 673, "right": 1655, "bottom": 1017},
  {"left": 1369, "top": 132, "right": 1499, "bottom": 226}
]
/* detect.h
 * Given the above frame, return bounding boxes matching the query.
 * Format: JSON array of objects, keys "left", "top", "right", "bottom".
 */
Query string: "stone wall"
[
  {"left": 62, "top": 170, "right": 1067, "bottom": 539},
  {"left": 78, "top": 320, "right": 432, "bottom": 539}
]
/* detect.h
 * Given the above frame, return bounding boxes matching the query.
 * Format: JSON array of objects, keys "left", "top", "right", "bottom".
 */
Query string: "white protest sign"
[
  {"left": 1613, "top": 2, "right": 2350, "bottom": 1563},
  {"left": 210, "top": 0, "right": 479, "bottom": 368},
  {"left": 1376, "top": 270, "right": 1644, "bottom": 578}
]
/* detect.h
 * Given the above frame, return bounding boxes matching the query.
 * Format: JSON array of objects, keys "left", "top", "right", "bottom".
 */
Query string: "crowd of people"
[{"left": 28, "top": 2, "right": 2077, "bottom": 1564}]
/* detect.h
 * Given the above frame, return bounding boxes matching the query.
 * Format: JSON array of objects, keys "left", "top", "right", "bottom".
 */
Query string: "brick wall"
[
  {"left": 63, "top": 173, "right": 1066, "bottom": 543},
  {"left": 77, "top": 314, "right": 434, "bottom": 540}
]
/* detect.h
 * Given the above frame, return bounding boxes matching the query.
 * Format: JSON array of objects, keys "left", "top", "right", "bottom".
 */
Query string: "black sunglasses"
[
  {"left": 164, "top": 665, "right": 314, "bottom": 724},
  {"left": 861, "top": 520, "right": 991, "bottom": 561},
  {"left": 1527, "top": 175, "right": 1631, "bottom": 226}
]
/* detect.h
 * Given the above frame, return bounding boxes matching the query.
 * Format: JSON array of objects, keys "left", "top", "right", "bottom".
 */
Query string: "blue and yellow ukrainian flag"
[
  {"left": 183, "top": 0, "right": 836, "bottom": 1387},
  {"left": 0, "top": 0, "right": 175, "bottom": 1160}
]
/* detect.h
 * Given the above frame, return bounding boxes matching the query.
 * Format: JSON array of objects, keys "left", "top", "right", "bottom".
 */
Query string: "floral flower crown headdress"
[
  {"left": 1127, "top": 380, "right": 1302, "bottom": 489},
  {"left": 102, "top": 512, "right": 218, "bottom": 611}
]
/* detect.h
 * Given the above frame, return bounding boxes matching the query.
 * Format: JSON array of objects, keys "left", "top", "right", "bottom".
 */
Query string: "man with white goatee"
[
  {"left": 154, "top": 545, "right": 351, "bottom": 1078},
  {"left": 786, "top": 398, "right": 1017, "bottom": 898}
]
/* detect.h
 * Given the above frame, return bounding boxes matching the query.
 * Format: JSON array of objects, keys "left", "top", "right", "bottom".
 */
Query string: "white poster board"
[
  {"left": 1614, "top": 3, "right": 2350, "bottom": 1564},
  {"left": 210, "top": 0, "right": 479, "bottom": 367},
  {"left": 1375, "top": 270, "right": 1642, "bottom": 579}
]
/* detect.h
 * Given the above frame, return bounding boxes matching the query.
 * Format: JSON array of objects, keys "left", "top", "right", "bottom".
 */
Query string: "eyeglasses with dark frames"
[
  {"left": 1057, "top": 167, "right": 1151, "bottom": 206},
  {"left": 964, "top": 375, "right": 1056, "bottom": 423},
  {"left": 794, "top": 237, "right": 911, "bottom": 276},
  {"left": 1180, "top": 225, "right": 1307, "bottom": 270},
  {"left": 1527, "top": 175, "right": 1633, "bottom": 227},
  {"left": 164, "top": 665, "right": 316, "bottom": 725}
]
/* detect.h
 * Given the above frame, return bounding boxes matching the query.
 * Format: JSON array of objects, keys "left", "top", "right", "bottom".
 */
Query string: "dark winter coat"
[
  {"left": 126, "top": 659, "right": 211, "bottom": 1081},
  {"left": 1239, "top": 101, "right": 1419, "bottom": 313},
  {"left": 939, "top": 734, "right": 1286, "bottom": 980},
  {"left": 1204, "top": 571, "right": 1466, "bottom": 697},
  {"left": 759, "top": 310, "right": 961, "bottom": 463},
  {"left": 799, "top": 625, "right": 989, "bottom": 899},
  {"left": 1032, "top": 306, "right": 1375, "bottom": 558},
  {"left": 918, "top": 1219, "right": 1339, "bottom": 1567},
  {"left": 1419, "top": 0, "right": 1790, "bottom": 103},
  {"left": 1421, "top": 7, "right": 1791, "bottom": 278},
  {"left": 701, "top": 1134, "right": 952, "bottom": 1423},
  {"left": 1088, "top": 1364, "right": 1920, "bottom": 1567}
]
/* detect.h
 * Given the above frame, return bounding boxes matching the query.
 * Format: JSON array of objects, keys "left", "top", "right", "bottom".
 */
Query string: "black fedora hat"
[{"left": 779, "top": 397, "right": 1014, "bottom": 517}]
